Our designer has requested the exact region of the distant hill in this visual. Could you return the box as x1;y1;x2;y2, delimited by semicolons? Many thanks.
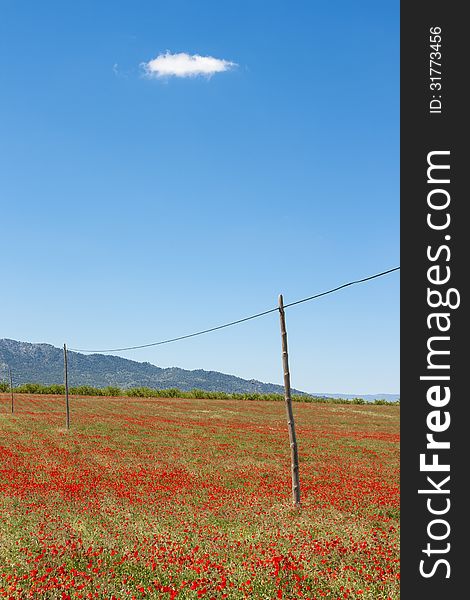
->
0;339;302;395
313;392;400;402
0;339;399;401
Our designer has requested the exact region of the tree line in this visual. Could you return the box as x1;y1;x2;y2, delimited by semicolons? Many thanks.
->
0;382;398;405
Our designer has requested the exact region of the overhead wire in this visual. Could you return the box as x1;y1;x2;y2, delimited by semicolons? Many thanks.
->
70;266;400;354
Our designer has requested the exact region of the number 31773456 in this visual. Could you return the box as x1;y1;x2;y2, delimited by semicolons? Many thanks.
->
429;27;442;114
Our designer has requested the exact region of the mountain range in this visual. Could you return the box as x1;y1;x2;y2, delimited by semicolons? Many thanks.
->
0;339;399;401
0;338;301;395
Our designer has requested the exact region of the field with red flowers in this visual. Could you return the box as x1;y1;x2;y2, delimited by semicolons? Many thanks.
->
0;393;399;600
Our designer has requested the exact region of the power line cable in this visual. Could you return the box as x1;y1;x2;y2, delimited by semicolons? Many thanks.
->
71;306;280;353
70;266;399;354
283;266;399;309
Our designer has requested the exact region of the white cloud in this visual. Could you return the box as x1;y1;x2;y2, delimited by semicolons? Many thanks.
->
142;51;237;79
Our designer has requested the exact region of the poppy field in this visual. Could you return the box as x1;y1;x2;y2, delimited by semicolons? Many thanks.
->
0;393;399;599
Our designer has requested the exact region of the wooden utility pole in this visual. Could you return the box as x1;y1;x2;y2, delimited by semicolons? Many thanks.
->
278;294;301;507
64;344;70;429
9;367;14;414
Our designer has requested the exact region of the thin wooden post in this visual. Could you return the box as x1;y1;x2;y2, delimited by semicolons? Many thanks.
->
64;343;70;429
278;294;301;507
9;367;14;414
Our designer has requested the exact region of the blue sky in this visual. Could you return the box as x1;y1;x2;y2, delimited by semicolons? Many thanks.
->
0;0;399;394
